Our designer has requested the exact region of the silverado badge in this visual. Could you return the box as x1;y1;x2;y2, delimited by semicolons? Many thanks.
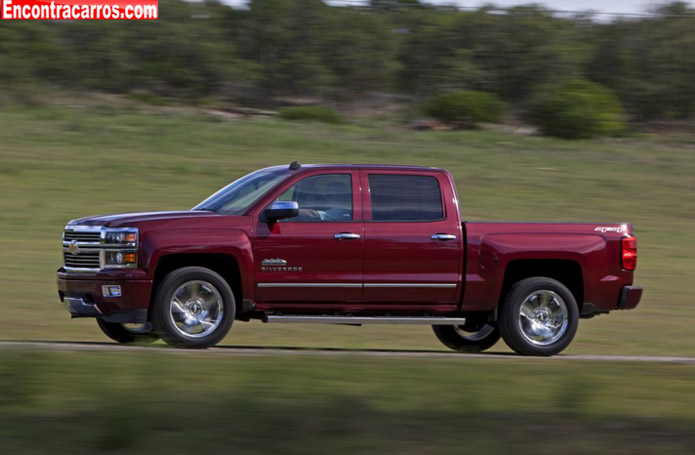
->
261;258;302;272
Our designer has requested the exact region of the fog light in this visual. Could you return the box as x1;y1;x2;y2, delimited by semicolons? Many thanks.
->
102;285;121;297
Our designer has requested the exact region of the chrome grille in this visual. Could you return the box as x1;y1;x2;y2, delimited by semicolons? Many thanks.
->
63;225;104;271
63;251;101;269
62;225;138;272
63;231;102;243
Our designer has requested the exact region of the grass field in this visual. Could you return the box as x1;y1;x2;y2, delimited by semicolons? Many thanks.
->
0;350;693;454
0;103;693;354
1;102;694;453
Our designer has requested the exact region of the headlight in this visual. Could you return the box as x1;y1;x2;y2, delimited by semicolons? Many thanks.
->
104;228;138;246
104;250;138;268
102;228;138;269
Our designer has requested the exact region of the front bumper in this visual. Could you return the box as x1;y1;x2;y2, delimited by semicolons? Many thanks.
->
57;268;152;323
618;285;643;310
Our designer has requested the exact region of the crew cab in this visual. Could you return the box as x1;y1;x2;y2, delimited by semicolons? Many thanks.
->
57;163;642;355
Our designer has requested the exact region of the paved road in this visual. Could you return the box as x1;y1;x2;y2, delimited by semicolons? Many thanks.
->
1;341;694;364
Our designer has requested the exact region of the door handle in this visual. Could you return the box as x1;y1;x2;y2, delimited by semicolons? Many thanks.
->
334;232;361;240
431;233;457;241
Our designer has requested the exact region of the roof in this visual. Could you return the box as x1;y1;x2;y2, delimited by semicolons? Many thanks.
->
263;163;446;172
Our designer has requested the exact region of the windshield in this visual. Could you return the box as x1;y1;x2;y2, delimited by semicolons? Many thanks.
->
193;168;291;215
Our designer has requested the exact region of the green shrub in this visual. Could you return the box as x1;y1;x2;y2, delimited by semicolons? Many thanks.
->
529;79;626;139
278;106;342;124
127;91;169;106
422;91;506;125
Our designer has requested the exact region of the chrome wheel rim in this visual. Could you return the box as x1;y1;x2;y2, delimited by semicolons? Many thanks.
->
169;280;224;338
453;324;495;341
518;290;568;346
122;322;152;334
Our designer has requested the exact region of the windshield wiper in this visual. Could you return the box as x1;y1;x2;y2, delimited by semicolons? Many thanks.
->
194;207;217;212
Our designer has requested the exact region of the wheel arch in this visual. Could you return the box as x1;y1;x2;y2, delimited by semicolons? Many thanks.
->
499;259;584;311
151;253;244;314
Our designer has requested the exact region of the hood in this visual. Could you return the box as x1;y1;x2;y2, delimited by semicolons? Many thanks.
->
67;211;219;227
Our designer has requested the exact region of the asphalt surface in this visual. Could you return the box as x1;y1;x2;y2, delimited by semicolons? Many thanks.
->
1;341;694;364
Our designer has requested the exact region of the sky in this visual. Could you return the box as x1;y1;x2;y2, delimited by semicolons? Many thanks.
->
220;0;695;16
422;0;692;15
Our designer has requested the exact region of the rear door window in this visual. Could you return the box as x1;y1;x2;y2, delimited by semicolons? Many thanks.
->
368;174;443;221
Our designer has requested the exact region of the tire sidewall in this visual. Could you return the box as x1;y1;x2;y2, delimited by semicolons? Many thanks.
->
96;319;159;344
499;277;579;356
432;324;500;353
152;267;235;348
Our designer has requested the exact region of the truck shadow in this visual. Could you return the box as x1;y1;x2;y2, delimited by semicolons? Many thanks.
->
0;339;517;356
216;344;518;356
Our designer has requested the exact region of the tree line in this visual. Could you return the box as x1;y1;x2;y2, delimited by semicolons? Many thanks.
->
1;0;694;122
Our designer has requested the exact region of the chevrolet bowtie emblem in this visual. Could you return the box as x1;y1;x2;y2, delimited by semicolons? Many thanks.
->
68;240;80;254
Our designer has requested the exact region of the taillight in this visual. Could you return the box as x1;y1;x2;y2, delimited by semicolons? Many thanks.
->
621;236;637;271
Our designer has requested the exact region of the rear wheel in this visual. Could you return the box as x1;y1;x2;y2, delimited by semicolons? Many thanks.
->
498;277;578;356
151;267;235;349
433;321;500;353
96;319;159;344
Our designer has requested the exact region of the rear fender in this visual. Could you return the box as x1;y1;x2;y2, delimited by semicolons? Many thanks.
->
464;233;605;310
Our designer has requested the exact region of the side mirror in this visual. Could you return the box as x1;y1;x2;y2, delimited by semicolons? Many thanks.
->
264;201;299;222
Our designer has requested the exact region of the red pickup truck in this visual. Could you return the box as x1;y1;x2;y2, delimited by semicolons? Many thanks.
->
57;163;642;355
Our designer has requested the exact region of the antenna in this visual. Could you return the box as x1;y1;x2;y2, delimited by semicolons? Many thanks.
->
289;161;301;171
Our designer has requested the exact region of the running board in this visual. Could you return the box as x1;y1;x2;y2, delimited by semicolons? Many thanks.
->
263;315;466;325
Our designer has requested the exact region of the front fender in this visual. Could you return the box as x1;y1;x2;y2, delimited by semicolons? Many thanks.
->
140;228;254;301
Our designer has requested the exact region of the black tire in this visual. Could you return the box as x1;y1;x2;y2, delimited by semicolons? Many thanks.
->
96;319;159;344
498;277;579;356
433;322;500;353
151;266;235;349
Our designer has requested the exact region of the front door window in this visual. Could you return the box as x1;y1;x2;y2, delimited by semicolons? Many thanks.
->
278;174;353;222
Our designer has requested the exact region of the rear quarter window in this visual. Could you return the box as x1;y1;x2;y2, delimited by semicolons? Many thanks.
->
368;174;444;221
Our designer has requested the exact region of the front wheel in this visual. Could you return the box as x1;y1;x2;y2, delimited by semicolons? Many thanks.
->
151;267;235;349
498;277;579;356
96;319;159;344
433;322;500;353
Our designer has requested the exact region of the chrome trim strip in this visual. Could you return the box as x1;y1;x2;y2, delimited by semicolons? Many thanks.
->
63;244;134;250
63;296;102;314
257;283;458;288
64;225;103;233
258;283;362;288
270;201;299;210
63;266;101;273
63;243;102;248
265;316;466;325
364;283;457;288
